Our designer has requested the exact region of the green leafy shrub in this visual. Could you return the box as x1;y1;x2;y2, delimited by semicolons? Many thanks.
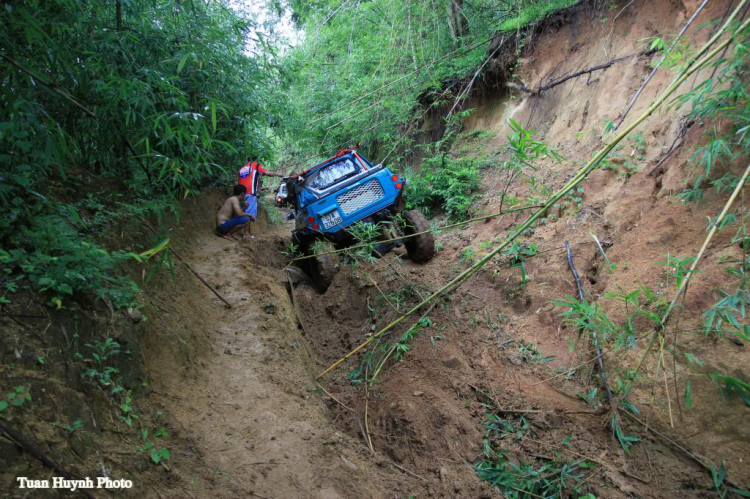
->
0;217;140;308
406;154;482;220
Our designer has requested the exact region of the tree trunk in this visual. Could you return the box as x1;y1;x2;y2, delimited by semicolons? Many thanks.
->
448;0;466;39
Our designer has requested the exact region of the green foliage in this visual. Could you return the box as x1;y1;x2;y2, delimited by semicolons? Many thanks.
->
703;254;750;342
347;221;383;263
281;0;579;164
376;283;424;313
119;393;139;428
658;254;697;290
576;388;600;409
282;241;302;259
0;220;141;309
460;247;477;265
140;427;171;465
709;461;750;498
393;317;433;362
475;413;594;497
53;418;84;435
81;339;123;395
1;0;282;309
516;340;554;363
671;25;750;202
406;149;482;220
601;132;645;178
503;242;539;285
507;118;565;167
0;386;32;418
710;373;750;407
348;310;434;385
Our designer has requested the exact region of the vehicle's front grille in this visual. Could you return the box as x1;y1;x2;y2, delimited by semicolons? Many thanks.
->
337;179;384;215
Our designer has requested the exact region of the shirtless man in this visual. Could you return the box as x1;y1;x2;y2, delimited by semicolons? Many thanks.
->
216;185;251;241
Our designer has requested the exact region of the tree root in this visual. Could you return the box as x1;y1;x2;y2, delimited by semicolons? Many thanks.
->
0;422;96;499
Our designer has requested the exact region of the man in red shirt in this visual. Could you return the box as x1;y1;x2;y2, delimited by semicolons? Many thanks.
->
237;159;284;238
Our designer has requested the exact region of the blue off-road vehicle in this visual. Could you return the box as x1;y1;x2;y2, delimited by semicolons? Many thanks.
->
287;148;435;289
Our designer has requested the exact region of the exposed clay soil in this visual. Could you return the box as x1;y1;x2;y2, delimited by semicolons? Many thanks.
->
3;1;749;498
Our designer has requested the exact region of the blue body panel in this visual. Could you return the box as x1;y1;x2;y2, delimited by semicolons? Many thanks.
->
297;152;403;234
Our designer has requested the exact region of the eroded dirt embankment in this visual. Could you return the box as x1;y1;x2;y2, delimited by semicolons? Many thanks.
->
276;0;749;498
134;191;426;498
142;1;748;497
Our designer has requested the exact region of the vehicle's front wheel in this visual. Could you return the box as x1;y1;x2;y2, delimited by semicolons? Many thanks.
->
401;209;435;263
307;239;340;292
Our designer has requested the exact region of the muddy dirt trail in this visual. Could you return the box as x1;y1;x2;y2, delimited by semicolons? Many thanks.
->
139;193;423;498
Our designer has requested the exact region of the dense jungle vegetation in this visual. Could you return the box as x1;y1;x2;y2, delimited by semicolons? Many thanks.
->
1;0;283;309
1;0;578;311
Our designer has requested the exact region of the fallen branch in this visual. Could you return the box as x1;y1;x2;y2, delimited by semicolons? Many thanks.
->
615;0;709;129
622;411;745;490
510;49;657;96
645;118;693;177
468;384;599;414
565;241;615;408
364;368;375;454
316;10;750;380
0;422;96;499
316;383;358;414
389;460;428;481
141;220;232;308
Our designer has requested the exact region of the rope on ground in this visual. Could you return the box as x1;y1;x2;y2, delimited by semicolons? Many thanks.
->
316;7;750;380
141;220;233;308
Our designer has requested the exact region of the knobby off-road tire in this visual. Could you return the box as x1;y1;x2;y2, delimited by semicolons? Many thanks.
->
402;209;435;263
308;239;339;292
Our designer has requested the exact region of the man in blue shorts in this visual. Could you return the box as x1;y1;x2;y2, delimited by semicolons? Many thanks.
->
215;185;251;241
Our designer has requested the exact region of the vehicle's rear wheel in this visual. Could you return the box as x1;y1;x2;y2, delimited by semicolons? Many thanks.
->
401;209;435;263
307;239;339;292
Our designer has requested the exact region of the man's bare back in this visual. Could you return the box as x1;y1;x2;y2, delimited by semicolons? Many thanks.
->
216;196;244;226
215;186;251;241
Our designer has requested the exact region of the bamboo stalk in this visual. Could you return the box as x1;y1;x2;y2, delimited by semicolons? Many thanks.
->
369;299;440;384
364;369;375;454
316;11;750;380
627;161;750;385
614;0;710;129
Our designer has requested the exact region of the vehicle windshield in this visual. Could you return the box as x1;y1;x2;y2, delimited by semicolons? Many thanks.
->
308;157;359;190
